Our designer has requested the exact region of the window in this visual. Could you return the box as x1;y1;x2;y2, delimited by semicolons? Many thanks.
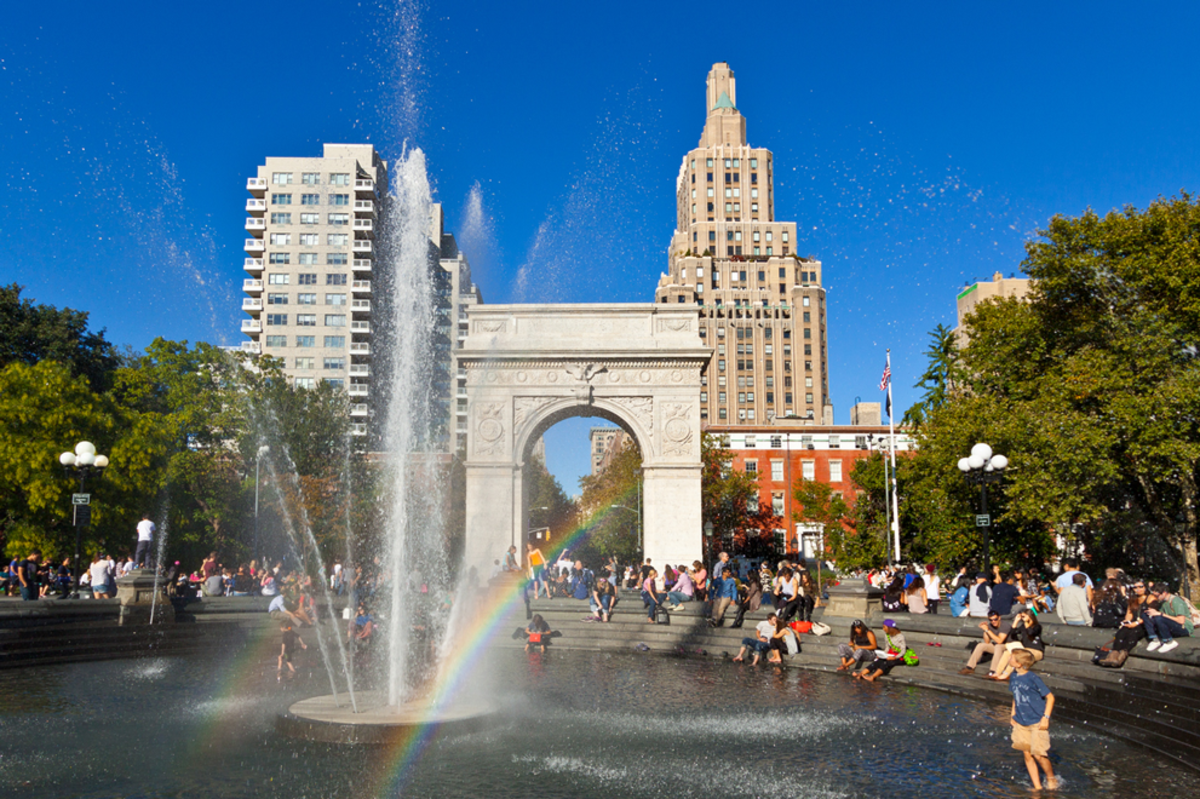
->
295;357;314;369
718;359;725;371
718;343;725;355
802;460;815;481
298;274;317;285
772;494;784;515
829;434;841;449
327;253;347;265
745;460;757;474
803;296;811;307
268;273;289;285
267;293;288;305
299;253;318;265
830;460;843;482
265;335;286;348
269;253;290;264
271;193;292;205
269;233;291;246
301;213;320;225
266;313;287;325
328;213;349;226
330;194;349;205
272;172;293;185
297;293;317;305
323;357;345;370
718;408;727;419
805;377;813;388
324;335;345;348
765;344;773;355
328;234;348;246
329;173;350;186
296;336;315;347
326;293;347;305
325;378;345;388
751;188;759;199
718;391;727;403
700;391;708;403
771;460;784;481
326;273;348;285
803;311;811;323
295;377;315;389
297;233;317;246
786;393;794;404
325;314;346;326
707;187;714;198
302;172;320;185
806;393;814;403
271;213;291;225
738;392;745;403
296;314;316;326
747;493;759;513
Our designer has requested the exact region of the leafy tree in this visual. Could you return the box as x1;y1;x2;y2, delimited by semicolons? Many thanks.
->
791;477;849;564
701;433;761;560
525;452;579;550
575;443;640;562
0;284;121;392
902;324;960;430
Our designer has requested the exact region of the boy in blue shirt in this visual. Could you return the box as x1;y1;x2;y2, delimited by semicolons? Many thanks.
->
1008;649;1057;790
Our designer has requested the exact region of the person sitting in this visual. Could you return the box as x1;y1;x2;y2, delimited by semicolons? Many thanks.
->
1092;579;1127;629
949;580;970;617
837;619;878;672
773;567;801;622
642;568;669;624
594;572;617;622
881;574;906;613
968;573;992;617
733;612;779;666
502;545;519;572
1142;582;1193;653
798;571;818;622
992;608;1046;680
665;564;695;609
902;576;928;614
1056;573;1093;626
523;614;552;653
959;610;1012;677
989;572;1020;617
854;619;908;681
268;592;303;626
766;615;800;663
730;570;763;628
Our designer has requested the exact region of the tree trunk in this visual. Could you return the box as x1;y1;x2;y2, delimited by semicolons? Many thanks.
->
1177;469;1200;601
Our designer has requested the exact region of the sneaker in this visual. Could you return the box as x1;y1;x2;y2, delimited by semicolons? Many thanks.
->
1159;640;1179;653
958;667;975;675
1146;640;1162;651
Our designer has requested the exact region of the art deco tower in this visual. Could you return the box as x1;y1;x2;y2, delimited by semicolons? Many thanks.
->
655;63;830;425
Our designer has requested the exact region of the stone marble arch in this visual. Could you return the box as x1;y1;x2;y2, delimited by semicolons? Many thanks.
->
458;304;711;575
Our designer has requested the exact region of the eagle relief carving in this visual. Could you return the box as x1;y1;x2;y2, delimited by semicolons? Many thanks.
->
565;363;606;404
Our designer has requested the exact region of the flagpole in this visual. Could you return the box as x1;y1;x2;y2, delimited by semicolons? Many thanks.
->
886;349;901;562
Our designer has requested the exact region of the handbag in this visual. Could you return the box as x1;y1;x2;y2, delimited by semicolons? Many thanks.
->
1091;639;1115;665
810;621;832;636
790;621;813;634
1098;648;1128;668
902;648;919;667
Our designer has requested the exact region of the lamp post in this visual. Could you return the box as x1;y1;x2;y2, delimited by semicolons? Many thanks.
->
610;504;642;557
704;519;715;565
59;441;109;598
957;443;1008;575
253;445;270;564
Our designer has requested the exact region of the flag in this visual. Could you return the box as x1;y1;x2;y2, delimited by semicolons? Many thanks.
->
879;363;891;392
886;392;892;419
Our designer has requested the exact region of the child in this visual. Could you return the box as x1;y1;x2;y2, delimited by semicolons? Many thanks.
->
278;623;307;682
1008;648;1057;790
524;614;551;653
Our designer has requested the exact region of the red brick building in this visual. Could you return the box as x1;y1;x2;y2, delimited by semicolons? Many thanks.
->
705;423;914;556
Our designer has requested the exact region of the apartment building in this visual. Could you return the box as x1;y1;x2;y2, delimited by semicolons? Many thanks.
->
655;63;831;426
954;271;1032;347
589;427;630;475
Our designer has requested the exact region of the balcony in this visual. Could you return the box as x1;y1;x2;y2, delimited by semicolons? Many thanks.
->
244;258;263;273
352;259;372;273
350;423;368;436
247;177;267;193
240;341;261;354
352;299;371;312
350;404;369;417
354;199;375;214
246;198;266;213
349;364;370;376
351;321;370;333
241;320;262;333
243;278;263;293
354;179;375;193
245;218;265;231
242;298;263;312
349;342;371;355
352;280;371;294
244;238;265;253
353;219;374;234
352;240;373;253
349;385;369;398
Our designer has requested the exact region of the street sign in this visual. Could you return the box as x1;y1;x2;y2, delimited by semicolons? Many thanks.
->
975;514;990;527
73;505;92;526
72;494;91;505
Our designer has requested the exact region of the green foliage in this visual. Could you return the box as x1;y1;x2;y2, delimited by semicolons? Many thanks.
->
701;433;762;556
0;284;121;392
526;452;579;550
576;442;640;561
902;324;960;430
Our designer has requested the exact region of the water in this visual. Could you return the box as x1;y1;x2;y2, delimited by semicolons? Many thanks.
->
0;649;1193;798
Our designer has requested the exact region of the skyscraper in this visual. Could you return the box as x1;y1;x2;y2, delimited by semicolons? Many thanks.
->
240;143;481;448
655;63;831;426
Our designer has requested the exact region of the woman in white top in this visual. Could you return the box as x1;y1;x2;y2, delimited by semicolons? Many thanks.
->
773;567;800;623
903;576;929;614
924;564;942;614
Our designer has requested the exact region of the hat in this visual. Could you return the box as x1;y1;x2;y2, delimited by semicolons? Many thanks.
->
926;564;935;573
882;619;897;628
976;572;988;579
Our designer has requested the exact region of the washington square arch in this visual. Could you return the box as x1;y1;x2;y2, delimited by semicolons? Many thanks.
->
458;304;709;573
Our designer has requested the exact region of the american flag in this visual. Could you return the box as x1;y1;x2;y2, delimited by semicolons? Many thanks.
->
879;362;891;392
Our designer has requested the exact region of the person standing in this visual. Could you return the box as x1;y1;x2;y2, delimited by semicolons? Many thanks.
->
924;565;942;614
708;567;739;627
135;514;155;569
17;550;41;601
1007;649;1057;790
89;554;111;599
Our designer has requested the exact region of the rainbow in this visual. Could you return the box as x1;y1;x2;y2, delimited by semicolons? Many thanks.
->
368;495;638;793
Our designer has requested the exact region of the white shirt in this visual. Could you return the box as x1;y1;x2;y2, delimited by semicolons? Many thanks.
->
925;573;941;600
755;620;775;640
137;519;155;541
90;562;109;586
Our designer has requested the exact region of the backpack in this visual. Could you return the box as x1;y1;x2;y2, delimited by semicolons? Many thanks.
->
790;620;813;634
1179;594;1200;626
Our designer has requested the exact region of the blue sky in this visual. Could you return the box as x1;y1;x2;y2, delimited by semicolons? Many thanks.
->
4;2;1199;493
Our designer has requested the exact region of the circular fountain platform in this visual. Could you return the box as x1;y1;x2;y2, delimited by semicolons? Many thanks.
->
277;691;496;744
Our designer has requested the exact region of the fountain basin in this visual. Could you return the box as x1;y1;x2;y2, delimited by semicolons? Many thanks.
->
278;690;496;744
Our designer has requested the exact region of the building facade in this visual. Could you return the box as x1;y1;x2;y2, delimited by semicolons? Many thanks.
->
954;271;1032;347
706;421;914;557
655;63;831;426
240;143;481;449
589;427;629;475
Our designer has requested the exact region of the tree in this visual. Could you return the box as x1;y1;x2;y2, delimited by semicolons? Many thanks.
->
0;284;121;392
902;324;960;430
791;477;849;565
701;433;762;559
576;442;640;562
526;453;579;553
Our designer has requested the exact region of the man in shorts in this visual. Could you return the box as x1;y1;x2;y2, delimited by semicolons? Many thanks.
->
1008;648;1057;790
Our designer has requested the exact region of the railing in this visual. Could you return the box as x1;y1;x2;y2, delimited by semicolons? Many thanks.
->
245;218;265;230
354;199;374;212
246;177;267;190
240;320;262;332
243;279;263;291
353;219;373;231
350;424;368;436
349;343;370;354
240;342;261;353
350;404;369;416
352;240;373;252
244;239;265;251
244;258;263;270
241;299;263;310
349;365;369;376
355;179;375;191
349;386;369;397
246;198;266;211
351;321;370;332
352;280;371;292
352;259;372;270
352;299;371;311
